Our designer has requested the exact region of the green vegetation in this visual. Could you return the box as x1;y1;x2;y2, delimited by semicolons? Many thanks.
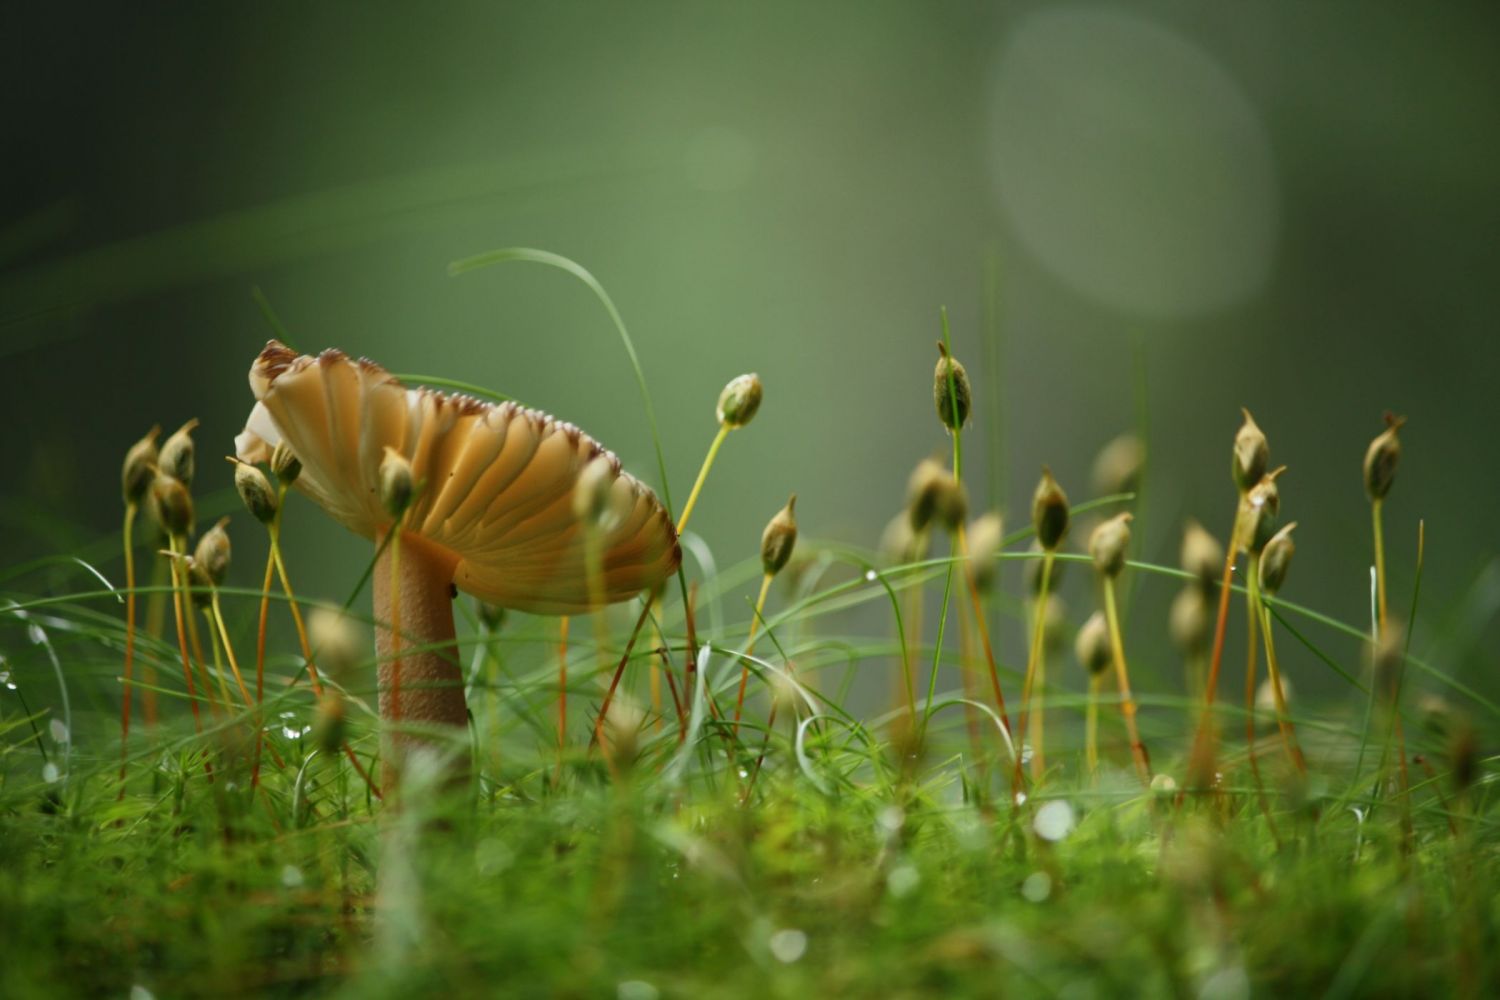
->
0;261;1494;999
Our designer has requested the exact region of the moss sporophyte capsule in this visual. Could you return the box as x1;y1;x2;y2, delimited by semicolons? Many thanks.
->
121;426;161;506
1032;467;1070;552
933;341;971;432
716;373;763;428
761;495;798;577
1363;413;1405;501
1232;408;1269;494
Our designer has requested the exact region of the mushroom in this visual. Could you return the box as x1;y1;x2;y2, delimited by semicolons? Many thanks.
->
235;341;681;787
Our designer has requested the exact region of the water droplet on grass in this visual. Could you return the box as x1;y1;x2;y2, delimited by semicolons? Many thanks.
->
1021;870;1052;902
769;928;808;963
1200;963;1250;1000
280;865;304;888
864;570;878;582
1033;800;1076;842
42;762;60;784
617;981;660;1000
887;864;920;898
49;719;68;744
876;805;905;834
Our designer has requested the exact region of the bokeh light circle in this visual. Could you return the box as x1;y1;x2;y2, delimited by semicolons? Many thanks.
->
988;7;1278;319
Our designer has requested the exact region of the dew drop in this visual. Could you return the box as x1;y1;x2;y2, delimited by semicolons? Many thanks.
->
769;928;808;964
1033;800;1076;842
887;864;920;898
617;981;660;1000
1021;870;1052;902
876;805;905;834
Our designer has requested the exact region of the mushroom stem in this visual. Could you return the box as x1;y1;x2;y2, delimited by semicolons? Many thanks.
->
374;531;469;790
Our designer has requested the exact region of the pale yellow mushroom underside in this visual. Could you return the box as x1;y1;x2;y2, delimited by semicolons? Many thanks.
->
236;341;681;614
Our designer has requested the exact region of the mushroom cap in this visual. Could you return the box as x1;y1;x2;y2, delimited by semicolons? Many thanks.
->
236;341;681;614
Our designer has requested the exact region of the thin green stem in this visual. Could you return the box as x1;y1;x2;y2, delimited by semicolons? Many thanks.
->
1085;673;1101;781
182;568;220;720
556;615;569;786
1184;504;1244;796
1257;597;1306;774
166;535;204;734
955;523;1011;741
1244;555;1279;840
388;528;403;729
1018;553;1054;783
918;555;958;748
955;585;986;767
1102;578;1151;785
118;502;138;796
270;525;324;695
1373;499;1388;632
592;600;657;754
677;424;730;536
898;549;923;723
203;606;233;710
733;572;774;738
210;591;255;711
250;536;276;790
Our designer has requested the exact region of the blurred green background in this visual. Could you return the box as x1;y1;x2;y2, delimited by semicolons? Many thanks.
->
3;1;1497;703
